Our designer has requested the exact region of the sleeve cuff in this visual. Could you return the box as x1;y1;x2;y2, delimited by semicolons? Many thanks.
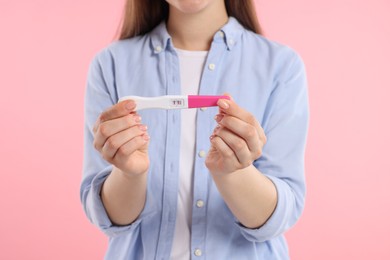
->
235;175;296;242
84;166;143;237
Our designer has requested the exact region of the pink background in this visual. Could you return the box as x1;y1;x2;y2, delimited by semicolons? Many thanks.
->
1;0;389;259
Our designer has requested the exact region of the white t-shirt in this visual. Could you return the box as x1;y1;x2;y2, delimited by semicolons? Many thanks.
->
170;48;208;260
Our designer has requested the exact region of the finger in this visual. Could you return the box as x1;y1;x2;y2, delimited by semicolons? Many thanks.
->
214;126;252;166
222;92;234;101
215;114;263;154
217;92;233;114
93;100;136;134
101;124;148;160
114;134;150;162
94;113;141;151
99;100;136;123
210;135;240;167
216;97;267;145
217;98;257;127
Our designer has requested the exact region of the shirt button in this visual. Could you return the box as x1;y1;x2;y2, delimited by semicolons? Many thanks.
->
229;39;235;46
194;249;202;257
196;200;204;208
200;107;207;111
154;45;162;53
198;150;206;158
208;63;216;71
218;31;224;38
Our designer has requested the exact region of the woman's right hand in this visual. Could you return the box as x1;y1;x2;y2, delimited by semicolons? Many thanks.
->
93;100;150;176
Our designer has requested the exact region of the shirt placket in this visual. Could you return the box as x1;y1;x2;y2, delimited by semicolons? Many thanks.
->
190;39;227;259
155;43;182;260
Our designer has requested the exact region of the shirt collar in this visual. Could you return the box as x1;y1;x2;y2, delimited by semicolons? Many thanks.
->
150;16;244;54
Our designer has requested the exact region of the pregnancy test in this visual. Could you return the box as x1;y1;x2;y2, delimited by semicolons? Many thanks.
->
118;95;230;111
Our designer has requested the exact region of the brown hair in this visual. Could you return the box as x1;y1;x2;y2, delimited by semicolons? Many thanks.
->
118;0;262;40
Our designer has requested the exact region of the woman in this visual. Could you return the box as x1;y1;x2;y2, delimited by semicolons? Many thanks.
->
81;0;309;259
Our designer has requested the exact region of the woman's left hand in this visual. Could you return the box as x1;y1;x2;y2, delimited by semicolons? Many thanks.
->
205;97;267;176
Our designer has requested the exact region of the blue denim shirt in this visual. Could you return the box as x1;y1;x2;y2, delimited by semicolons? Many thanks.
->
81;17;309;260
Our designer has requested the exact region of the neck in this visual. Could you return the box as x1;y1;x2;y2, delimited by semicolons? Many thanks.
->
167;2;228;51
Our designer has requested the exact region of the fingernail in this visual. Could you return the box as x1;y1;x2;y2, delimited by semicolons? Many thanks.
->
143;133;150;141
214;114;223;123
125;101;136;111
213;126;220;135
134;115;142;123
218;100;229;109
139;124;147;131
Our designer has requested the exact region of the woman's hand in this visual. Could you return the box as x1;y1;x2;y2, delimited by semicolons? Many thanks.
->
205;97;267;176
93;100;150;176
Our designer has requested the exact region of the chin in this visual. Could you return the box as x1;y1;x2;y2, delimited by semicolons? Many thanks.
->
167;0;212;14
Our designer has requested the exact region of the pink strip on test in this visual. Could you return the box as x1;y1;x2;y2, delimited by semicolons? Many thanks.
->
188;95;230;108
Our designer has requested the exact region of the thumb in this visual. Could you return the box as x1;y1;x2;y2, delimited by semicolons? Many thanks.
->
222;92;234;101
218;92;234;113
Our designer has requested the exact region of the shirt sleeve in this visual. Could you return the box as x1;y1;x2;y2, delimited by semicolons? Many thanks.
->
236;50;309;242
80;49;142;237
